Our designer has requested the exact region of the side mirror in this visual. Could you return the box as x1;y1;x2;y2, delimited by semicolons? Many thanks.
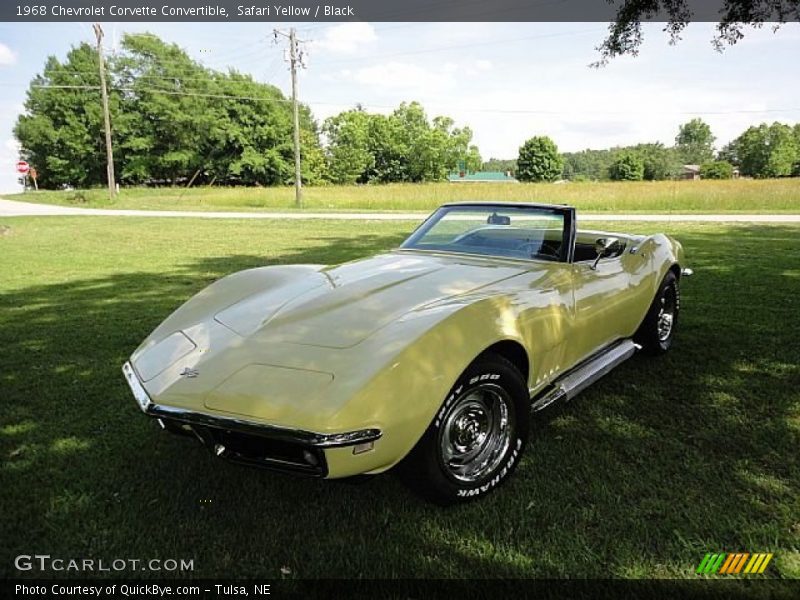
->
591;237;620;270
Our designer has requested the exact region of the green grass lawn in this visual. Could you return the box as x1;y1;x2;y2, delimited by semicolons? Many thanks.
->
0;217;798;580
9;177;800;213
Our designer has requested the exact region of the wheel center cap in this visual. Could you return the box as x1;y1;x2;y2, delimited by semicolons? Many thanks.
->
454;411;488;449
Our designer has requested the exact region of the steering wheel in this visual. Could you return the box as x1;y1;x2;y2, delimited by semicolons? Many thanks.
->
515;241;560;260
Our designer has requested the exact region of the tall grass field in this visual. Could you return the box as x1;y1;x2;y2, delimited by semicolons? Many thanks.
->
10;178;800;213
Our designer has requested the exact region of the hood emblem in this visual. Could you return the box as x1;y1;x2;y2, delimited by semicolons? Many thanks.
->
179;367;199;378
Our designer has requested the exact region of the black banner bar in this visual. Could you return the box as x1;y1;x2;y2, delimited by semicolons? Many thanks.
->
2;0;800;23
5;579;800;600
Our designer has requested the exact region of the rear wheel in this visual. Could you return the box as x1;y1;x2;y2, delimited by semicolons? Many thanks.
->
398;353;529;505
635;270;680;355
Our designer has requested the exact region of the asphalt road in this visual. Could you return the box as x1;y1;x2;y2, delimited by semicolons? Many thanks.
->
1;197;800;222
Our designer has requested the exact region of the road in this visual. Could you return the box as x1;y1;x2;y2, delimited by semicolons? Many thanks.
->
1;197;799;222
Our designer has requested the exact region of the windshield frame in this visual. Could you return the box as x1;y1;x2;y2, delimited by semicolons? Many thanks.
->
400;202;576;263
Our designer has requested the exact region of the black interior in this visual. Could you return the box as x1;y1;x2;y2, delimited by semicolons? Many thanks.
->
573;238;627;263
448;227;563;261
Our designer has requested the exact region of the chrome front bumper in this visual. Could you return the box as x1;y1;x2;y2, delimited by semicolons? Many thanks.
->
122;361;382;476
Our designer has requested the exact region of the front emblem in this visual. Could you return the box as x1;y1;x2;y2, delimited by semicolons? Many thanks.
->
179;367;199;378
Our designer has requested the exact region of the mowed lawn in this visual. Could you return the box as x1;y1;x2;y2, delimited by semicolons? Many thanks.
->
11;177;800;213
0;217;798;580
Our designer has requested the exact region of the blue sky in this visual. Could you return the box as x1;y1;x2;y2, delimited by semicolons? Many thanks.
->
1;21;799;192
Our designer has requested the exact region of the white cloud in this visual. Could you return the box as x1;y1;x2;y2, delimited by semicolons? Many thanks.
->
0;43;17;66
312;23;377;55
342;61;457;95
475;59;492;71
3;138;19;155
0;137;23;194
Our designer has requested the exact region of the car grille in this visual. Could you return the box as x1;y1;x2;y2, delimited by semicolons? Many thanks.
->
164;420;328;477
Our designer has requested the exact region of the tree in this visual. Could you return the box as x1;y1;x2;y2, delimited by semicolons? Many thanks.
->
482;158;517;174
562;148;614;181
609;151;645;181
633;143;681;180
734;122;799;178
700;160;735;179
14;43;112;188
676;118;716;165
322;109;374;184
115;33;325;187
15;32;327;189
717;140;740;166
594;1;800;65
323;101;481;184
516;136;564;182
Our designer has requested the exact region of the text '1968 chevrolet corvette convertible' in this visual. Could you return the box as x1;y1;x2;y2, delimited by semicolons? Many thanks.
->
123;202;691;504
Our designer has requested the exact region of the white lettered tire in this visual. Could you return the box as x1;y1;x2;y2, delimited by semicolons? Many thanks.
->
398;353;530;505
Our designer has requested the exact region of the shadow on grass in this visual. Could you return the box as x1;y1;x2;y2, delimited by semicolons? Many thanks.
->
1;226;798;580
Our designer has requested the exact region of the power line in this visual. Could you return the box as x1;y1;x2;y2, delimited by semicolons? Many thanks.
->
42;69;280;87
312;27;606;66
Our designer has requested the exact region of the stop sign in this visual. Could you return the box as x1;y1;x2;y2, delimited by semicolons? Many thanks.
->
16;160;29;175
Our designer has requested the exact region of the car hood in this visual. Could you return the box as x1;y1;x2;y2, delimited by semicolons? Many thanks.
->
213;251;527;348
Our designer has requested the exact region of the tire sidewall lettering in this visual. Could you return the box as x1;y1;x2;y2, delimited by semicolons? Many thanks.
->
455;436;522;498
434;372;501;427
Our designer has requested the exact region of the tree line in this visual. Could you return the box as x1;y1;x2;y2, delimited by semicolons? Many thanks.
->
14;33;481;190
14;33;800;189
507;118;800;183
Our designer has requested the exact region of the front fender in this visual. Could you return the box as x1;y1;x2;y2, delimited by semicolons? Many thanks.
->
324;296;528;477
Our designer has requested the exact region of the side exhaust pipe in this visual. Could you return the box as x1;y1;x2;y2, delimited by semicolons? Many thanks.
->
531;339;638;412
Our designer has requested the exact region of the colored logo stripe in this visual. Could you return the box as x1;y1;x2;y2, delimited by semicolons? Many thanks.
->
696;553;726;574
697;553;773;575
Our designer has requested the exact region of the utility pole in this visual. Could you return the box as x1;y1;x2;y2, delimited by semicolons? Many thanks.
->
274;28;306;208
93;22;116;200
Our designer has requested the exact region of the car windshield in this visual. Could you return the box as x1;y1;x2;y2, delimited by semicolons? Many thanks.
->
401;205;567;262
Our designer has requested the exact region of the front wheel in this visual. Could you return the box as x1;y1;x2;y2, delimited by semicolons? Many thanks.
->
635;270;680;355
398;354;529;505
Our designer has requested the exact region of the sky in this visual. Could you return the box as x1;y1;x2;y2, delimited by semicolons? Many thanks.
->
0;20;799;192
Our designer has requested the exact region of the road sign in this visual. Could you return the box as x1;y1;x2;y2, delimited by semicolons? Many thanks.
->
16;160;29;174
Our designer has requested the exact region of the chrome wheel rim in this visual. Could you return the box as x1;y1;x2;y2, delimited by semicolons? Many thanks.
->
439;383;512;483
657;285;677;342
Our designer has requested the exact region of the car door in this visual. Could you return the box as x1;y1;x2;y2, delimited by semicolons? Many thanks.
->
569;244;654;366
514;261;576;393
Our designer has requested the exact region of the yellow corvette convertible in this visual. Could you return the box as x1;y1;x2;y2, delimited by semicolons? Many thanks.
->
123;202;690;504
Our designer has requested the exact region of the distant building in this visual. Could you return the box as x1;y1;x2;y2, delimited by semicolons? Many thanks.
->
448;170;517;183
682;164;740;180
682;165;701;180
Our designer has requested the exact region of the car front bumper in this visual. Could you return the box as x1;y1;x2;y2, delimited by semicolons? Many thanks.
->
122;362;382;478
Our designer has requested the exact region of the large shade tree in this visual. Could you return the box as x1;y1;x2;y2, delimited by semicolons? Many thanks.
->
732;122;800;177
322;101;481;184
14;44;113;189
15;32;326;188
595;0;800;65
